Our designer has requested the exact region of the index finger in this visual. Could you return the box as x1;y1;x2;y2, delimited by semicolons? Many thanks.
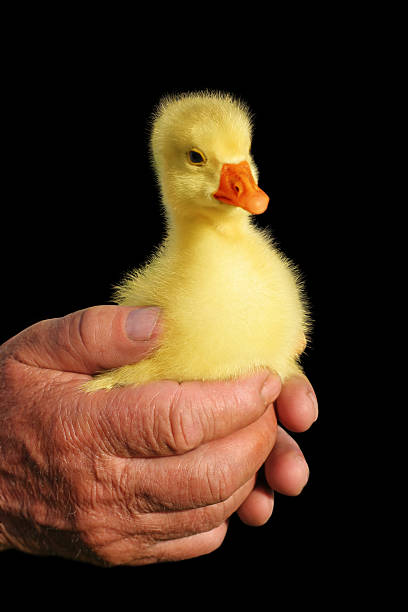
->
88;370;281;458
275;374;318;432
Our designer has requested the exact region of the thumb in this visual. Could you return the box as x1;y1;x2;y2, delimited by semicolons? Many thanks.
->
3;305;162;374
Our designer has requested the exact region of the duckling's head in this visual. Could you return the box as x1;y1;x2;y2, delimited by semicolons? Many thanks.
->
150;91;269;223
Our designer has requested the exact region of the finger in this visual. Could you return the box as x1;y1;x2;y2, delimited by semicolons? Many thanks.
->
99;477;255;548
143;479;255;542
276;375;318;432
128;522;229;566
236;480;274;526
78;478;254;566
121;404;277;511
86;521;229;567
264;426;310;495
89;369;281;458
5;305;162;374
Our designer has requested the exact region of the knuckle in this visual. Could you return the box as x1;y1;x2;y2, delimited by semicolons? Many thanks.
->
71;466;159;567
147;385;205;456
68;308;96;356
209;466;234;504
70;484;123;565
191;502;231;536
63;306;109;370
0;354;23;392
0;350;40;400
73;519;121;567
165;386;202;454
197;459;235;506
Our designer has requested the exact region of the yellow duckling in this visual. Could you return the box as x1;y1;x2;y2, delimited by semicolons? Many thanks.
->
85;91;310;391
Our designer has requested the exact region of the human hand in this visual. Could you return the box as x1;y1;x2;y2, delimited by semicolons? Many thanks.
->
0;306;281;565
237;375;318;526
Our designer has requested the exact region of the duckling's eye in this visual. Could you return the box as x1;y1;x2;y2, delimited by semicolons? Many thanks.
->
188;148;207;166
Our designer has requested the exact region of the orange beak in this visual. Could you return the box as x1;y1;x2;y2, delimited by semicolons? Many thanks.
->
213;161;269;215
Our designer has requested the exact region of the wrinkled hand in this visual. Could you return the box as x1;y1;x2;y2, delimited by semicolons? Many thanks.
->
237;375;318;525
0;306;317;565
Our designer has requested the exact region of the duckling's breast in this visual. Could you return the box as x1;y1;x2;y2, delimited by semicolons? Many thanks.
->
121;230;307;382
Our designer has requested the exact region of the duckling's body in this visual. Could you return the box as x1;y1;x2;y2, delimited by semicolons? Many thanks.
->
85;92;309;391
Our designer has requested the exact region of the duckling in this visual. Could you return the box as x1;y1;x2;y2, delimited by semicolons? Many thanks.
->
85;91;310;391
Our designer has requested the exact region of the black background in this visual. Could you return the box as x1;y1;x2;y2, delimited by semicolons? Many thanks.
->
0;29;379;604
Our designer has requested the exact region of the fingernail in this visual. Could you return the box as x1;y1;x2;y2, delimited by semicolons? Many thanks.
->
260;372;281;406
125;307;161;341
307;389;319;422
